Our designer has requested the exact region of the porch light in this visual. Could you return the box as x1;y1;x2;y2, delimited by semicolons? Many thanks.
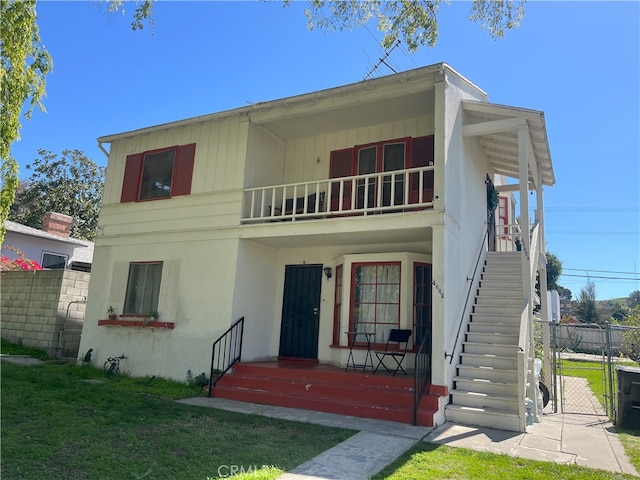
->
323;267;332;279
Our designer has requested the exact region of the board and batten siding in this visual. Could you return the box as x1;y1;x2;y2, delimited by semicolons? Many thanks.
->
281;116;435;185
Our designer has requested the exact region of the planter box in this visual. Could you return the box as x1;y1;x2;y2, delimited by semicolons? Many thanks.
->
97;319;175;329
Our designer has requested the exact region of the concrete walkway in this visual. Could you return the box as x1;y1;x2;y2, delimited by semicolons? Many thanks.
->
179;393;637;479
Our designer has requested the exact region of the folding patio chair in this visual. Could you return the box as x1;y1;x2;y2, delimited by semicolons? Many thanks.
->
373;329;412;376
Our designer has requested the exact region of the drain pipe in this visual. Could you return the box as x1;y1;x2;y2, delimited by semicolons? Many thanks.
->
97;141;109;159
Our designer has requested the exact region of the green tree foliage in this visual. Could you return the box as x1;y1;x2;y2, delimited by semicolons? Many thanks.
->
294;0;526;52
621;306;640;364
628;290;640;309
556;285;572;302
574;279;601;324
9;149;105;241
0;0;53;244
545;252;562;291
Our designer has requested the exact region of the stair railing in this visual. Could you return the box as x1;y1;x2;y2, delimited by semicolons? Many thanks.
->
445;228;488;364
413;332;432;425
207;316;245;397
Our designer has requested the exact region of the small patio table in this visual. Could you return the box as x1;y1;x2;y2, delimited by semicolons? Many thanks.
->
345;331;374;373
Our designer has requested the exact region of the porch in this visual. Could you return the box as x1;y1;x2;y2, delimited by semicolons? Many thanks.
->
210;360;445;426
240;165;435;224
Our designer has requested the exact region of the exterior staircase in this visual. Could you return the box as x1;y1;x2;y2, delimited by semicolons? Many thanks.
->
211;361;441;426
445;251;525;431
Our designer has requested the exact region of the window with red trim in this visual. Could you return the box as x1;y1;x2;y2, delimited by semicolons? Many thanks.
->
350;262;401;345
328;136;433;211
498;196;509;236
121;143;196;203
413;262;432;347
332;265;343;345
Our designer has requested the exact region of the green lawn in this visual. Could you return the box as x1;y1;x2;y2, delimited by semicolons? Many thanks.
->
2;341;639;479
0;340;354;480
373;443;638;480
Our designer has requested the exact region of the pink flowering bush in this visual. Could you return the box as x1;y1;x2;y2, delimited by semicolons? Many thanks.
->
1;246;44;271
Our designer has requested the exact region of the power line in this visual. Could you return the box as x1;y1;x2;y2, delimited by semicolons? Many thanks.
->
560;274;640;281
564;268;639;275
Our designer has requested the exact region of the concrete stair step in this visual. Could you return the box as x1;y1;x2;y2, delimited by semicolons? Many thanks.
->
467;322;520;334
453;376;518;397
463;341;518;356
456;364;518;383
474;296;522;307
450;389;519;412
445;404;522;431
465;332;519;345
469;313;521;324
460;353;518;370
473;304;522;315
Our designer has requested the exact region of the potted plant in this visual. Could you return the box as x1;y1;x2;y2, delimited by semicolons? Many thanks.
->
148;310;158;322
107;306;117;321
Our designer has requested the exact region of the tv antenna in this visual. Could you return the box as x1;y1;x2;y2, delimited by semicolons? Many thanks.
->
363;40;401;80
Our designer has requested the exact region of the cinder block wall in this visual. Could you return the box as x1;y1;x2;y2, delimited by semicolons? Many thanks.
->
1;270;90;357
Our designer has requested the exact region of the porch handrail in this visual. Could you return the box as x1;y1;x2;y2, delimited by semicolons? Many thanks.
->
241;165;435;222
445;226;488;364
413;332;432;425
207;316;245;397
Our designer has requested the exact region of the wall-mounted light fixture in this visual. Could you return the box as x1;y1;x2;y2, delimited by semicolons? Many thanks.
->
323;267;332;279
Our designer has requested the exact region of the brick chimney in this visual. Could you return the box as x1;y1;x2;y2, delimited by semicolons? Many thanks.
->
42;212;75;238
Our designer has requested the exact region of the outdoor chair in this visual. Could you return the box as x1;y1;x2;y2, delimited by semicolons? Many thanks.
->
373;329;412;376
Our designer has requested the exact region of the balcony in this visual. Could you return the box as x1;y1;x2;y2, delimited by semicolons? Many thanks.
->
241;166;435;224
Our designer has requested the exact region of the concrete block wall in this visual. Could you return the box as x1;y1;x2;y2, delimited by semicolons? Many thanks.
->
1;270;90;357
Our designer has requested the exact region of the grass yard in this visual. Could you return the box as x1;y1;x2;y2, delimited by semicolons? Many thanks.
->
372;443;638;480
0;340;354;480
2;341;639;480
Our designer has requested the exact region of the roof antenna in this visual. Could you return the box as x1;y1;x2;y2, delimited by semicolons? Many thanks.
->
363;40;401;80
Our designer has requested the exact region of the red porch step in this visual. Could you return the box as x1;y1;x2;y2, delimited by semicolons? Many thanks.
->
211;361;439;426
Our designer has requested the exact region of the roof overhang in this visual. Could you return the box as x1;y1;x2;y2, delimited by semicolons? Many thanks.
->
462;100;555;187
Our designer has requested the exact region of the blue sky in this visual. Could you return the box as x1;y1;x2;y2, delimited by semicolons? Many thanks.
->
11;1;640;300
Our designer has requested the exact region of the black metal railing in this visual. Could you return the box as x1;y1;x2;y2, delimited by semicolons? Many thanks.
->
207;316;245;397
444;229;487;364
413;332;432;425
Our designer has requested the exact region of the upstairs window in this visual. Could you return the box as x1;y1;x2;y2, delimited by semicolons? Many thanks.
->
123;262;162;315
121;143;196;203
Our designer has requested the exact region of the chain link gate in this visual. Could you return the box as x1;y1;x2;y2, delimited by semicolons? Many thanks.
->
549;322;633;422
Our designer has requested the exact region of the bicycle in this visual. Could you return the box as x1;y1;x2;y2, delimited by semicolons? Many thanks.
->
104;354;127;378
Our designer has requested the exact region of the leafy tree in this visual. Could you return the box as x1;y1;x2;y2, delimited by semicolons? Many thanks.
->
574;279;600;324
0;0;53;245
115;0;526;52
628;290;640;309
621;306;640;364
294;0;526;52
9;149;105;241
556;285;572;302
545;252;562;291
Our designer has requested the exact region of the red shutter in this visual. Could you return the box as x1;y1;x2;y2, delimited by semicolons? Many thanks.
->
329;148;354;211
172;143;196;197
121;153;143;203
410;136;434;203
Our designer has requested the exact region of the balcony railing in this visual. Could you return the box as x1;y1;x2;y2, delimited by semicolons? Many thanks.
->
241;166;435;223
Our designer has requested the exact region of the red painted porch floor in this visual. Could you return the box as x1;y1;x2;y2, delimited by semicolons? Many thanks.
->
210;360;440;426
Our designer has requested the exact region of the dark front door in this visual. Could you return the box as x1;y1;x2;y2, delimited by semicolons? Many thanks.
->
279;264;322;359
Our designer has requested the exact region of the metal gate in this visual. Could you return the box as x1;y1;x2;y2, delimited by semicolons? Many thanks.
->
56;299;87;359
550;322;630;421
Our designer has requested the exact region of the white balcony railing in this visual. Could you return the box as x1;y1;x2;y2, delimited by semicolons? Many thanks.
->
241;166;435;223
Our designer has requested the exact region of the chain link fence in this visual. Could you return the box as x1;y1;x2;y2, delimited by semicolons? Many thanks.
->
544;322;639;422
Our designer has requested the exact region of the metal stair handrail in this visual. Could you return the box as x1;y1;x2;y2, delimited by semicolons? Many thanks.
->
413;332;432;425
445;227;488;364
207;316;245;397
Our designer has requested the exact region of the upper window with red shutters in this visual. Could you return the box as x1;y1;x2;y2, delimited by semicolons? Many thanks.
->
121;143;196;203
